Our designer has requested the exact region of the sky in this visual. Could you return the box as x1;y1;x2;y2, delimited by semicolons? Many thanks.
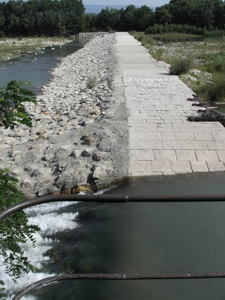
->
83;0;170;6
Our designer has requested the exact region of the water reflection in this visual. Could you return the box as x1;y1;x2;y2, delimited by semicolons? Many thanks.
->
0;40;83;94
29;172;225;300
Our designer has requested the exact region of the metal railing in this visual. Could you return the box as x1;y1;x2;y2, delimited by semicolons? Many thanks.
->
1;194;225;299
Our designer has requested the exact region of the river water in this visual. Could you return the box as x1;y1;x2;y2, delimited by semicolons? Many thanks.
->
0;39;83;93
1;38;225;299
17;172;225;300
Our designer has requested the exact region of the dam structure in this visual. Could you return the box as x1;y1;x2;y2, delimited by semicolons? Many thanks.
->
115;32;225;176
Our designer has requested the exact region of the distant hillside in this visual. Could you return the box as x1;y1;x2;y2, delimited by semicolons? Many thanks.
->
85;4;156;14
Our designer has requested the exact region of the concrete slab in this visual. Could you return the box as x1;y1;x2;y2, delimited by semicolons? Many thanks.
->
114;32;225;176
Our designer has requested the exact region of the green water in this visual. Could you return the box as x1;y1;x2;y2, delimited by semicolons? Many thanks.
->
30;172;225;300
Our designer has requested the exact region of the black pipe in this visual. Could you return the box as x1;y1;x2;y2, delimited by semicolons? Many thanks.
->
12;272;225;300
1;194;225;221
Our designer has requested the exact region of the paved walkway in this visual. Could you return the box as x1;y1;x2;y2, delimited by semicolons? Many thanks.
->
115;32;225;176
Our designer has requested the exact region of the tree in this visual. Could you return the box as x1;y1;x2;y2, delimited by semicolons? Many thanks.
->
96;7;120;31
0;81;36;129
134;5;154;31
154;4;172;25
0;81;39;298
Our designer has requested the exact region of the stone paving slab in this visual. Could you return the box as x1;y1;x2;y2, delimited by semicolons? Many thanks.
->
115;32;225;176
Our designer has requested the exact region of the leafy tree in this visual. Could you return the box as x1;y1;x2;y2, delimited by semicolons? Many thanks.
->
96;7;120;31
134;5;154;31
154;4;172;25
0;81;39;297
0;81;37;129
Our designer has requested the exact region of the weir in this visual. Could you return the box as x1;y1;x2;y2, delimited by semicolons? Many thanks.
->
1;194;225;299
115;32;225;176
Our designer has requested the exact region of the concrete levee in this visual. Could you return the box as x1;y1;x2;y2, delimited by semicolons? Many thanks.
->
115;32;225;176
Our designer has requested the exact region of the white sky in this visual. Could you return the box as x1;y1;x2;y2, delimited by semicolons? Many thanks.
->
83;1;170;6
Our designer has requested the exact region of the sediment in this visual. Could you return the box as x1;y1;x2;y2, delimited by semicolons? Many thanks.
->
0;33;129;198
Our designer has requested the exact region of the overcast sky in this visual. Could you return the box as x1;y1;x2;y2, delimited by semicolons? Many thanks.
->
83;0;170;6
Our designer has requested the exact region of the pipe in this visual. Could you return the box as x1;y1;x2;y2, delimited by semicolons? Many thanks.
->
1;194;225;221
12;272;225;300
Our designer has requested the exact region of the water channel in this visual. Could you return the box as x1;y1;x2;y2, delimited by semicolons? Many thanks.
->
0;39;84;93
1;37;225;299
23;172;225;300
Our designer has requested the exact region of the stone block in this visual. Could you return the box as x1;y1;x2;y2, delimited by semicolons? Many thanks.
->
175;132;195;141
130;150;154;160
129;160;151;172
176;150;197;161
190;161;209;172
154;150;177;161
180;141;207;150
207;162;225;172
171;161;192;173
194;132;213;141
151;160;172;172
206;141;225;150
163;141;181;150
195;150;219;162
216;150;225;162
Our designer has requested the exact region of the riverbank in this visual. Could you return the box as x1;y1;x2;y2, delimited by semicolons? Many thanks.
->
0;36;76;63
0;32;129;198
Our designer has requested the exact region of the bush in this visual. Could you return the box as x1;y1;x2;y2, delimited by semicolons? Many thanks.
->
169;56;193;75
86;76;97;89
195;77;225;102
145;23;205;35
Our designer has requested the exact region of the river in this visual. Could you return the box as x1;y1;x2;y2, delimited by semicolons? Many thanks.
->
0;39;83;93
1;37;225;300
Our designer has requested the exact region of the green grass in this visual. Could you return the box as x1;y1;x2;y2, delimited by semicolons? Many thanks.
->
170;56;193;75
86;76;97;89
194;76;225;102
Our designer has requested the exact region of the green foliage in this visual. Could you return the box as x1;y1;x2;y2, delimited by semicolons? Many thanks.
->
146;23;205;35
0;0;85;36
194;76;225;102
0;169;40;282
0;280;6;299
0;81;39;294
92;5;154;31
0;80;36;129
151;48;165;61
0;0;225;36
86;76;97;89
196;52;225;73
169;56;193;75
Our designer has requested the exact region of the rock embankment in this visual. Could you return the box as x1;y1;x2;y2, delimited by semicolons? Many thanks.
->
0;33;129;198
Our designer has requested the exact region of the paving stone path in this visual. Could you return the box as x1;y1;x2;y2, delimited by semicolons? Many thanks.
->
115;32;225;176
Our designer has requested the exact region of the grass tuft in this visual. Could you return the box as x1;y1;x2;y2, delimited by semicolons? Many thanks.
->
86;76;97;89
169;56;193;75
194;76;225;102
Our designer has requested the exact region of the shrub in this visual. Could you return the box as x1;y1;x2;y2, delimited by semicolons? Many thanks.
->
86;76;97;89
195;77;225;102
169;56;193;75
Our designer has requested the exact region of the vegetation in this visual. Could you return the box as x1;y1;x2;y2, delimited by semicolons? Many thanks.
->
169;56;193;75
145;24;205;35
86;76;97;89
0;81;37;129
0;0;85;36
0;0;225;36
0;81;39;296
195;76;225;102
131;31;225;103
87;0;225;33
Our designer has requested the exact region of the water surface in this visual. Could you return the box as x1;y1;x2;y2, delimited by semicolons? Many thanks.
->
0;39;83;93
27;172;225;300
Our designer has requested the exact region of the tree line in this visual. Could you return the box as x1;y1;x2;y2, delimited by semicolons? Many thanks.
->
0;0;225;37
0;0;85;36
88;0;225;33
